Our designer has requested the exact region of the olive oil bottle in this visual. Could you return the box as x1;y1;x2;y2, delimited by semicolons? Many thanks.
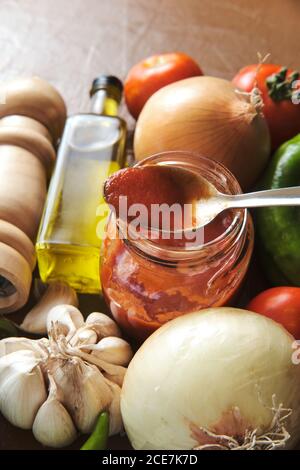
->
36;76;126;293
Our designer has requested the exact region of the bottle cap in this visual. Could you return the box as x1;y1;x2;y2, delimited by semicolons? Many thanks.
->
90;75;123;102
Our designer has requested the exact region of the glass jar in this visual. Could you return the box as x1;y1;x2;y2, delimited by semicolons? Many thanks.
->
101;152;254;340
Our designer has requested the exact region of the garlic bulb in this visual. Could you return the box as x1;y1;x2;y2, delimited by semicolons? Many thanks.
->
0;306;132;448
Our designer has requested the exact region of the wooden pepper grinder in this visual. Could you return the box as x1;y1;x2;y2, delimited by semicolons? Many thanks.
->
0;77;66;313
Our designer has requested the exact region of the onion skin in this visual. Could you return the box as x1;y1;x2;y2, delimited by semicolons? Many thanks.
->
134;77;271;190
121;308;300;450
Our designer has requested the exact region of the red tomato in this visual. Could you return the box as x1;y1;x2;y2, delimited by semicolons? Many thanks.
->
247;287;300;338
124;52;203;119
233;64;300;149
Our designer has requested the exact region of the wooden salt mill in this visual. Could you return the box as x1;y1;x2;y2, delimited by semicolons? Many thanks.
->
0;77;66;313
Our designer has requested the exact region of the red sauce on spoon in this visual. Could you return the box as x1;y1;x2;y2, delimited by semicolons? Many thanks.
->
104;165;225;245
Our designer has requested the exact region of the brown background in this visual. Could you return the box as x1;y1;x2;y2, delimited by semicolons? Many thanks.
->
0;0;298;450
2;0;300;115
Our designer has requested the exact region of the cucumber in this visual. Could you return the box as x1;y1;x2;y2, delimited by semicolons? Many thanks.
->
256;134;300;286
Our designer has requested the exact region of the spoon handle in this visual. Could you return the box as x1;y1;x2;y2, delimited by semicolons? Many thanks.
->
226;186;300;209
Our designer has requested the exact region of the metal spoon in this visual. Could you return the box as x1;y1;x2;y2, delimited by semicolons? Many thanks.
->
193;182;300;230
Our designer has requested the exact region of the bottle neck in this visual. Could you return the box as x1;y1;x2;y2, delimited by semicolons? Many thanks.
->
90;89;119;116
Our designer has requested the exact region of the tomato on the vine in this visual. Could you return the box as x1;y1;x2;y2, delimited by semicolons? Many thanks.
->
233;64;300;149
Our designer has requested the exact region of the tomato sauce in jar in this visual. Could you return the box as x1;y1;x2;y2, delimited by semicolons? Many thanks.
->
101;152;254;340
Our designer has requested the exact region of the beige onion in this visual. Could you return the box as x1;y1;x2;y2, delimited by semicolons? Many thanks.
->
134;77;271;190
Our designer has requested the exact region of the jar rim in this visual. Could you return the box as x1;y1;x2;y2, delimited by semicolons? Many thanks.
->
116;151;248;263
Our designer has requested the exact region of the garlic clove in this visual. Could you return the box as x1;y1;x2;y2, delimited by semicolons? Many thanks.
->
85;312;121;340
47;305;84;340
33;376;77;448
69;326;98;348
72;347;127;387
103;369;126;388
89;337;133;366
33;396;77;448
0;348;40;383
0;350;47;429
0;336;49;359
52;358;112;434
104;378;123;436
20;282;78;335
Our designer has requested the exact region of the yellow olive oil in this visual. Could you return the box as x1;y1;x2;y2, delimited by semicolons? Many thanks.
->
36;76;126;293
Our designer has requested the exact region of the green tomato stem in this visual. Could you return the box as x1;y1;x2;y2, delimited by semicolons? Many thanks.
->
266;66;300;102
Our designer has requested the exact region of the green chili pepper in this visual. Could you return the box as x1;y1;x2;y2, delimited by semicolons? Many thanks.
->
81;411;109;450
0;316;19;339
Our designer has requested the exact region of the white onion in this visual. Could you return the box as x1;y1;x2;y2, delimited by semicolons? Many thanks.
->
121;308;300;450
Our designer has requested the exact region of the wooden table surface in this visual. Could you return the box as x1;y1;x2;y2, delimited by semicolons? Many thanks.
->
0;0;299;450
